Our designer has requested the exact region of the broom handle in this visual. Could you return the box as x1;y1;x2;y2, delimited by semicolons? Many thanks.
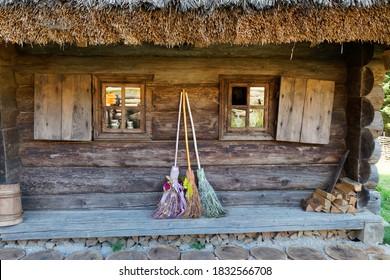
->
182;90;191;170
174;91;183;167
185;93;201;170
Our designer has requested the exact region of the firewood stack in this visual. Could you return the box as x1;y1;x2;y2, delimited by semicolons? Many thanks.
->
301;177;362;213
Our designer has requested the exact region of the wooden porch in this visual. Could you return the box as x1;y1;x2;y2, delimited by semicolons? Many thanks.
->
0;206;384;241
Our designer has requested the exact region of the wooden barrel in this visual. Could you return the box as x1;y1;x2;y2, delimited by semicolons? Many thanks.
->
0;183;23;226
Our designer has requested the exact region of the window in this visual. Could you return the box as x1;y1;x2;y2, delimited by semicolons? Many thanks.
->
219;75;279;140
93;74;153;140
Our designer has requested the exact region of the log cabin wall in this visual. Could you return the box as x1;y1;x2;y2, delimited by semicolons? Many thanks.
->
344;43;386;214
14;43;349;210
0;45;21;184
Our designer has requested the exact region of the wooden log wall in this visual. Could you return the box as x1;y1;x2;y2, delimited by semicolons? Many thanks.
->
344;43;386;209
0;45;20;183
14;44;349;210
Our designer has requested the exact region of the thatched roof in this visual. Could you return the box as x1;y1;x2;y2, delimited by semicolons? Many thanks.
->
0;0;389;46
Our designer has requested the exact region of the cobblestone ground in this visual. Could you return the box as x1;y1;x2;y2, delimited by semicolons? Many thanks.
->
1;230;390;260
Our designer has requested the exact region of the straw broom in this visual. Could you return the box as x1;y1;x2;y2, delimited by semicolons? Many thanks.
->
181;89;202;218
185;93;227;218
152;92;186;219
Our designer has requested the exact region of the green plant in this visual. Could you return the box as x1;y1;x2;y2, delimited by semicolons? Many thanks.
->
380;72;390;136
377;175;390;245
111;240;125;252
190;241;205;250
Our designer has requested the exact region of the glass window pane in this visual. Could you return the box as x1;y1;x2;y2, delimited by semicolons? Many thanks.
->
105;109;122;129
105;87;121;106
232;87;247;105
249;108;264;128
250;87;265;105
125;87;141;107
126;110;141;129
231;109;246;128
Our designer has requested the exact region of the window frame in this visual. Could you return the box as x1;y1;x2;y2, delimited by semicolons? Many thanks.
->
93;74;153;140
219;75;279;141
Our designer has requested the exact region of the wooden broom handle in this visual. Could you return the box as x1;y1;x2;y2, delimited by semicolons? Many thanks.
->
174;91;182;167
182;89;191;170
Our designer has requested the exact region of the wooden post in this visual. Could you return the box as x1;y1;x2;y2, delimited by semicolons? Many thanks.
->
0;43;20;183
344;43;384;208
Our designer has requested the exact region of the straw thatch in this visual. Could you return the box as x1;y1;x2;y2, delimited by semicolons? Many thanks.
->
0;1;389;46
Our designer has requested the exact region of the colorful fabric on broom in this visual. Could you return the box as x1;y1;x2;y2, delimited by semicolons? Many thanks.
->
170;166;186;215
152;176;182;219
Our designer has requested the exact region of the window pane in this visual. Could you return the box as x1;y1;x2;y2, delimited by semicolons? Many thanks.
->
126;110;141;129
249;108;264;128
231;109;246;128
125;87;141;107
232;87;247;105
250;87;265;105
105;87;121;106
105;109;122;129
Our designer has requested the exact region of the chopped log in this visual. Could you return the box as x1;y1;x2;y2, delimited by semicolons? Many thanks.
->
330;206;342;213
312;193;332;209
339;177;362;192
347;205;357;213
334;199;349;206
335;183;357;196
349;196;357;206
314;189;336;202
331;202;350;213
332;189;350;201
301;198;323;212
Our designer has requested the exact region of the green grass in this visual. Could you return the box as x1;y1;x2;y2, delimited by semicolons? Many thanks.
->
111;240;125;252
376;173;390;244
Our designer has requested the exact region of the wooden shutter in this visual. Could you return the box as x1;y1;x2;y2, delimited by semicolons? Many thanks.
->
276;77;335;144
34;74;62;140
34;74;92;141
61;75;92;141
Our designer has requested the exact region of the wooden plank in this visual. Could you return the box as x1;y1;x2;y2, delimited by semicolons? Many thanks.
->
22;190;314;210
276;77;306;142
312;193;331;209
61;75;92;141
15;56;347;85
300;79;335;144
335;183;357;196
0;207;382;241
314;189;336;202
20;165;338;195
19;139;346;167
34;74;62;140
340;177;362;192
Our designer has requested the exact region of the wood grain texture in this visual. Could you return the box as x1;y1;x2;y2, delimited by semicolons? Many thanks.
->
276;77;306;142
300;79;335;144
0;207;382;241
15;57;347;85
61;75;92;141
34;74;62;140
21;190;315;210
20;164;338;195
19;139;346;168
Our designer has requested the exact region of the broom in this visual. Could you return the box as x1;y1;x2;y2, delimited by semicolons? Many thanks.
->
181;89;202;218
152;92;186;219
185;92;227;218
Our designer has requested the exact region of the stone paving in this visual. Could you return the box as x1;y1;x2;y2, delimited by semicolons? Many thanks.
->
1;230;390;260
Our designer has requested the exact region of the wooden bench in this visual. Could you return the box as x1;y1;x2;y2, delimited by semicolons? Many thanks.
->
0;206;384;242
